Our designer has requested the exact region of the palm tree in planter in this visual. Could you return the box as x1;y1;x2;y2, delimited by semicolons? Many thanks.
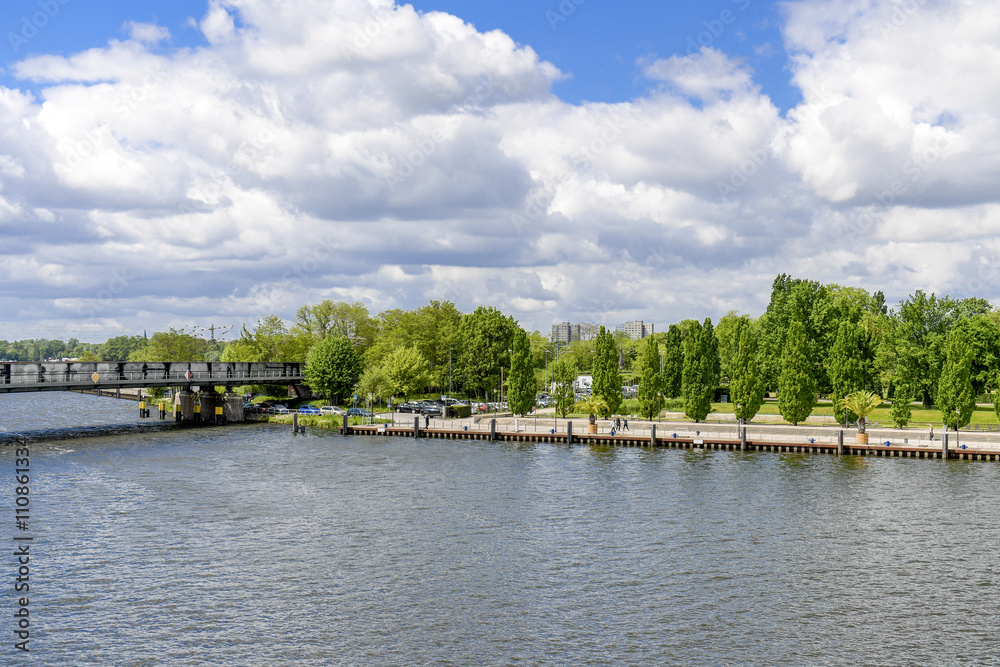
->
840;390;883;444
580;395;609;434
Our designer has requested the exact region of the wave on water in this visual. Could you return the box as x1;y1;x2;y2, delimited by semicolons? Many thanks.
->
0;421;188;446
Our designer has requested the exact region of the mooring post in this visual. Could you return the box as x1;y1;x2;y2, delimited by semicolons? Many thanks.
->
139;389;146;419
293;413;299;435
414;415;421;438
566;420;573;445
741;425;747;451
490;418;496;441
159;403;166;420
837;429;844;455
342;414;349;434
942;432;949;460
650;424;657;448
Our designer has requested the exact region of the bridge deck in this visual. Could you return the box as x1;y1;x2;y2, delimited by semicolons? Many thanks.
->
0;361;304;393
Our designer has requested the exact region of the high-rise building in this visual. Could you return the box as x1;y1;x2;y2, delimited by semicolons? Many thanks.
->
551;321;582;344
616;320;654;340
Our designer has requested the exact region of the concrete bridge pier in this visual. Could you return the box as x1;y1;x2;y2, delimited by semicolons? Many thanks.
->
176;390;197;421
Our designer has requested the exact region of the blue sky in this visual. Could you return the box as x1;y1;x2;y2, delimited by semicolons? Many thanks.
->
0;0;998;341
3;0;797;109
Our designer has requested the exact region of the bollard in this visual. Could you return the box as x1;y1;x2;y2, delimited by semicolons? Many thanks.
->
343;414;349;434
414;415;421;438
139;400;147;419
740;425;747;452
837;429;844;456
159;404;166;420
566;421;573;445
174;403;182;422
490;418;496;442
215;405;224;425
942;433;949;459
650;424;657;448
194;404;201;423
293;413;299;435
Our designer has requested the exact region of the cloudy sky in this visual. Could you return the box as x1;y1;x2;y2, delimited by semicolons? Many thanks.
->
0;0;998;342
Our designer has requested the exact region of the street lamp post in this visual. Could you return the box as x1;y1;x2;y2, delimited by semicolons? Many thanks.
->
955;408;961;450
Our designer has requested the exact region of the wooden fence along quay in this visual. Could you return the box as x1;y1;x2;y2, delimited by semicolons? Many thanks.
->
339;416;1000;462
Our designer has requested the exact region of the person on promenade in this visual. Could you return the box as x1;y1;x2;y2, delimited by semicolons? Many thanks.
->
622;417;629;431
424;412;430;428
614;416;621;431
929;424;934;441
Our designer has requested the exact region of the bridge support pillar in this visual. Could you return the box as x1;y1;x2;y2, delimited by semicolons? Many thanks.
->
177;390;196;422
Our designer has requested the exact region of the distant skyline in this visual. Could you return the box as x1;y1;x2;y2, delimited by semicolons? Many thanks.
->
1;0;999;342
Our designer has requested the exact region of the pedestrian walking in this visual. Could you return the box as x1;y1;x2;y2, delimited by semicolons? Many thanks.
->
424;412;430;428
622;417;629;431
928;424;934;441
614;416;621;431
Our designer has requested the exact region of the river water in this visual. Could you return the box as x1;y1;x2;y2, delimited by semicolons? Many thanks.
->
1;392;999;665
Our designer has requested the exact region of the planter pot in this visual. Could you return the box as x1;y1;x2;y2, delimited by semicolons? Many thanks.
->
587;423;598;434
856;432;869;445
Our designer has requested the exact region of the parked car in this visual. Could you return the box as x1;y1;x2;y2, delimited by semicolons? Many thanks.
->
346;407;373;417
271;405;289;414
320;406;346;415
298;405;320;414
397;402;421;413
418;403;443;417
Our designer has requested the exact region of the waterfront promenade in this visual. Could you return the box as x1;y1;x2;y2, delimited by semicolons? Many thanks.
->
356;409;1000;461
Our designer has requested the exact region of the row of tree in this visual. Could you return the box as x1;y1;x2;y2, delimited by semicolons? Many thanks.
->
4;274;998;428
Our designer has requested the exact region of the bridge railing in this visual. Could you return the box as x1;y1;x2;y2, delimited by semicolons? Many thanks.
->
0;361;304;387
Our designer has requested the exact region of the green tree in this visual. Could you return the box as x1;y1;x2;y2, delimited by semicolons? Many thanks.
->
458;306;518;399
778;319;815;425
661;324;683;398
355;365;392;406
381;345;429;401
826;320;867;424
729;317;764;421
682;319;716;422
128;329;208;361
592;326;622;417
890;383;913;428
305;335;363;404
635;334;662;420
937;327;975;429
552;359;576;419
99;335;148;361
508;329;535;415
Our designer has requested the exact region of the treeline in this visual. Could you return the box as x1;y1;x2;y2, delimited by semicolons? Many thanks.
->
0;338;100;362
4;274;997;428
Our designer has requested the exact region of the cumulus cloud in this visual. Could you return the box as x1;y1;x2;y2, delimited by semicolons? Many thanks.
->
1;0;999;341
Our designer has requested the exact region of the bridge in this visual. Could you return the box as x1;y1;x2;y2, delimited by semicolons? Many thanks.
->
0;361;305;394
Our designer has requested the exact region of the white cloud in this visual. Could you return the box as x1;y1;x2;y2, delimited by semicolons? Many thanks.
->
2;0;1000;340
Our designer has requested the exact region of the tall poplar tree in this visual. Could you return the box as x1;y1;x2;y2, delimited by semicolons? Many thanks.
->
682;319;716;422
552;359;576;419
778;319;815;425
662;324;683;398
592;326;622;416
826;320;866;424
729;317;764;421
636;335;662;420
508;329;536;415
937;327;975;429
889;383;913;428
